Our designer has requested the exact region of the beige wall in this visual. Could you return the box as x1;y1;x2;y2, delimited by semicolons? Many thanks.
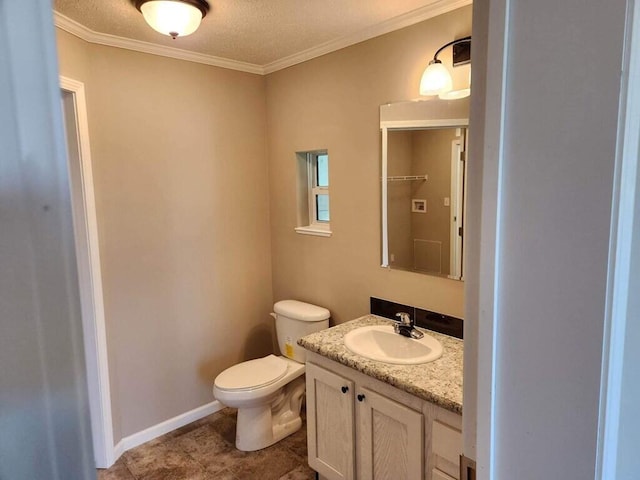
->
54;4;470;442
266;6;470;324
56;30;274;439
387;128;460;275
387;131;413;269
412;128;460;275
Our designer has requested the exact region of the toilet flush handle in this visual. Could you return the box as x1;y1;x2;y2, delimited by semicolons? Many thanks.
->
270;312;277;319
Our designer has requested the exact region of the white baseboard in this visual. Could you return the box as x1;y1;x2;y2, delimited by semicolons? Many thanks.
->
110;400;224;465
112;439;126;464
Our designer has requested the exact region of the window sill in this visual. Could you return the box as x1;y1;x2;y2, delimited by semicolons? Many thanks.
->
295;226;332;237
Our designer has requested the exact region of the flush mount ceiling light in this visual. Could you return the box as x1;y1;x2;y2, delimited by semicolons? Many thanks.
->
419;36;471;99
135;0;210;39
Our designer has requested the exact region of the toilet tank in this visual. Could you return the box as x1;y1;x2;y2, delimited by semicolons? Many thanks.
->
273;300;330;363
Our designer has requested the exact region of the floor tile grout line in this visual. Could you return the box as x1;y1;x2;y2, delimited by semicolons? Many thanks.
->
120;451;142;480
172;426;213;477
121;459;138;480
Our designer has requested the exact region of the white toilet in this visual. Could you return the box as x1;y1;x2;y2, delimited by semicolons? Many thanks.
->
213;300;330;451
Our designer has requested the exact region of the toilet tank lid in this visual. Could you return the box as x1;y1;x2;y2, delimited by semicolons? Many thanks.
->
274;300;330;321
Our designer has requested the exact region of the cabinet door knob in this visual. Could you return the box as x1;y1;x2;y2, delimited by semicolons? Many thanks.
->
341;386;349;394
357;394;365;402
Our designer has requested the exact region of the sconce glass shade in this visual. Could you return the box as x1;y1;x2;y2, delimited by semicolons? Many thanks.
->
419;60;453;96
439;68;471;99
138;1;206;38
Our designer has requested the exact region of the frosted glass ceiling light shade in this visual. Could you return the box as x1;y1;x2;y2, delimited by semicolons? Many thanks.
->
419;36;471;99
419;60;453;96
136;0;210;39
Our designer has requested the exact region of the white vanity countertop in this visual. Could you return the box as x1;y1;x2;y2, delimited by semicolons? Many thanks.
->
298;314;463;414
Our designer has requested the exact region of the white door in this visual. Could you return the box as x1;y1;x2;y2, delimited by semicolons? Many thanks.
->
0;1;95;478
467;0;637;478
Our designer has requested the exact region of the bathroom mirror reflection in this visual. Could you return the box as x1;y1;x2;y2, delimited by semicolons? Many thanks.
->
380;99;469;280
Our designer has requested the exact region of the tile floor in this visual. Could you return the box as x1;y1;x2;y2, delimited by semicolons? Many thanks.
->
97;408;316;480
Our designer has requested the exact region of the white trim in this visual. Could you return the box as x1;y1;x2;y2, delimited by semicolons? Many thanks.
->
112;440;126;463
54;0;470;75
411;199;427;213
380;118;469;130
475;0;511;478
308;152;330;228
262;0;472;74
60;76;115;469
449;137;464;280
596;0;640;478
113;401;224;458
381;126;389;267
297;151;331;235
295;226;332;237
53;12;264;75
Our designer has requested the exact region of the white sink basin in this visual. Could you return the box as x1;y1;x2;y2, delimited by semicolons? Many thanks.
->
343;325;443;365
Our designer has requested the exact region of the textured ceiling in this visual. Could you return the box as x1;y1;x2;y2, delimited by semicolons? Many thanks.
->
53;0;448;66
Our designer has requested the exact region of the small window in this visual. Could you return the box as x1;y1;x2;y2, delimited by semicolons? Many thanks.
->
295;150;331;237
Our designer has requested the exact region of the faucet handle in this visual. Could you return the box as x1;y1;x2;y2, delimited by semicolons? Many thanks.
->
396;312;412;325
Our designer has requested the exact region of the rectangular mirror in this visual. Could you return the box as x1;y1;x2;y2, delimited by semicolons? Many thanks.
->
380;99;469;280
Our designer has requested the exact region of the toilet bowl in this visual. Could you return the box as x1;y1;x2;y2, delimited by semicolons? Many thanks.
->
213;300;330;451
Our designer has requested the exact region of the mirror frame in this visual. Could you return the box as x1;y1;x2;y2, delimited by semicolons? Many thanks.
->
380;100;469;276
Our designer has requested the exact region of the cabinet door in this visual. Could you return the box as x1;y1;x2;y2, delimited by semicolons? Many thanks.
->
432;469;456;480
357;387;424;480
432;420;462;479
306;362;355;480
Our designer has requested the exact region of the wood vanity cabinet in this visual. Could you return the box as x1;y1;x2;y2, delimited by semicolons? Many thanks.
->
305;353;462;480
305;362;356;479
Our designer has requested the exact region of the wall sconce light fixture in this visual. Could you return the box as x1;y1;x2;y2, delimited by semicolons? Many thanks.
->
135;0;210;39
419;36;471;99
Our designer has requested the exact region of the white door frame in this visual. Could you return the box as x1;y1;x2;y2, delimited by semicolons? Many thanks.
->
60;76;114;468
596;0;640;477
472;0;510;476
472;0;639;478
449;135;465;280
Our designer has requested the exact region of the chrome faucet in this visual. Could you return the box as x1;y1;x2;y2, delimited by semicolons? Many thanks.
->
394;312;424;339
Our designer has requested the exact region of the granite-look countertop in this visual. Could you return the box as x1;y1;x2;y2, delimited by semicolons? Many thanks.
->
298;315;463;414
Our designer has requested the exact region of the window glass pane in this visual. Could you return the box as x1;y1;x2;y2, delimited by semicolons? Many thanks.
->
316;194;330;222
316;154;329;187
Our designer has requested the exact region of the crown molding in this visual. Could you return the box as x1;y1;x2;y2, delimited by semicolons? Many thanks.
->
53;12;265;75
54;0;470;76
262;0;472;74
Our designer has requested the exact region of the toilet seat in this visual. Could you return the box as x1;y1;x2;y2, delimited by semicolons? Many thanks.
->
215;354;288;391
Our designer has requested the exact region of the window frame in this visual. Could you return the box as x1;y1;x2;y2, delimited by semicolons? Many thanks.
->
295;150;332;237
308;152;330;227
